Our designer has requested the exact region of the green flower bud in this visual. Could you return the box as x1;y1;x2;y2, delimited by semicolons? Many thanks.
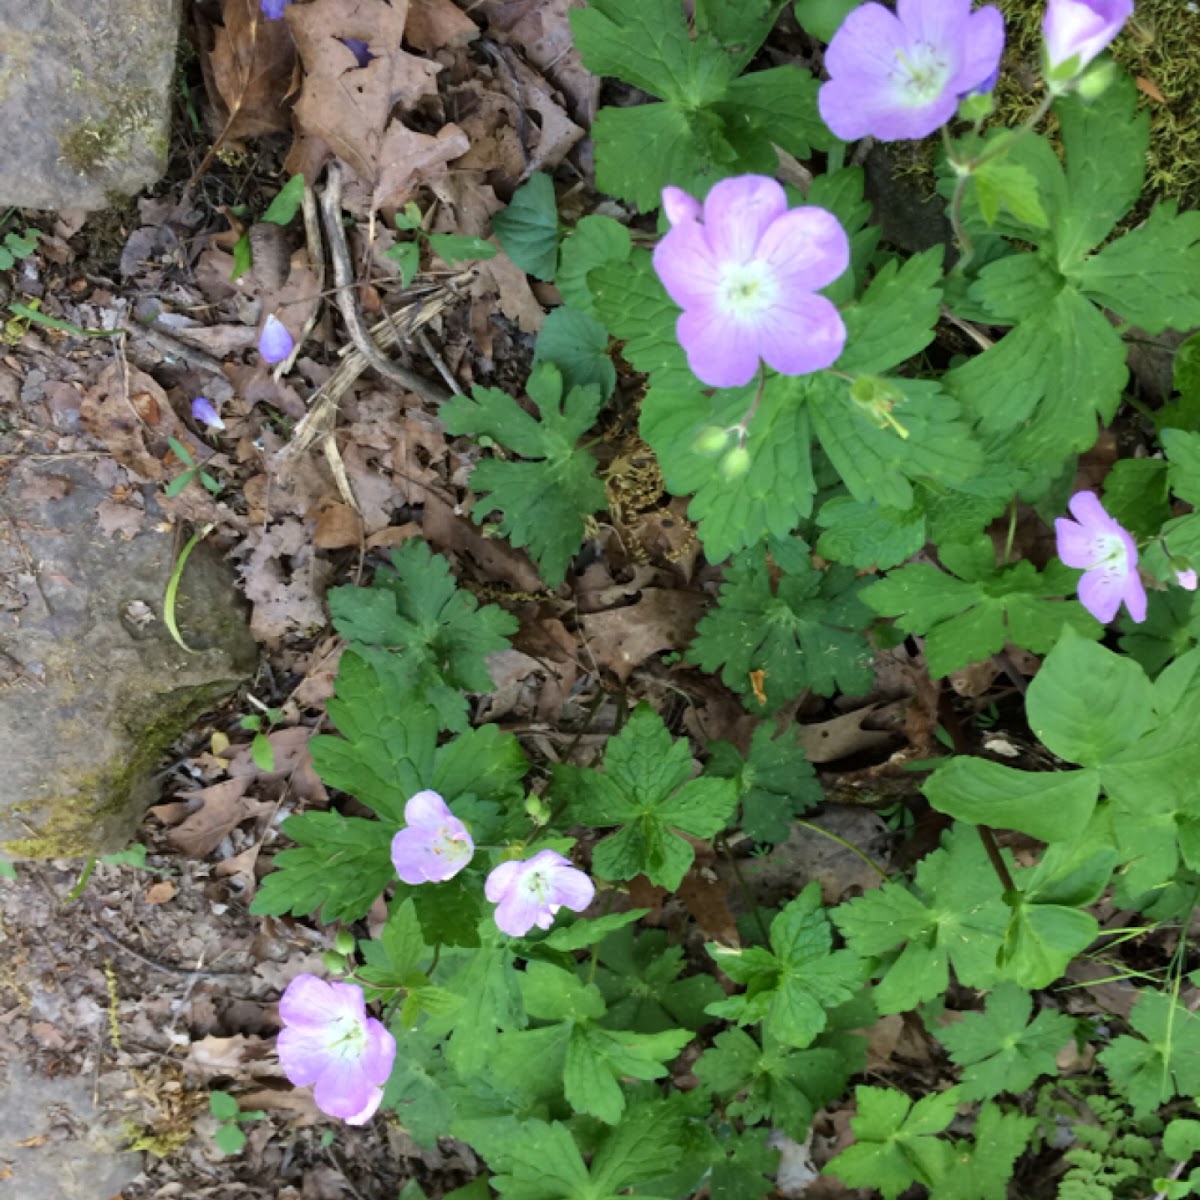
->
1075;58;1116;100
720;445;752;480
957;91;995;123
693;425;731;456
333;930;357;956
321;950;348;975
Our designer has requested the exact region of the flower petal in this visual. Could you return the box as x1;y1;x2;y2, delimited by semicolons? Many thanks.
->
951;6;1006;96
404;789;453;829
280;974;352;1030
259;313;295;363
896;0;972;52
484;859;524;903
754;293;848;377
701;175;787;264
548;865;595;914
662;186;701;227
343;1086;385;1126
824;3;908;82
1054;517;1096;569
1123;573;1148;623
1066;490;1112;532
652;220;722;310
362;1018;397;1085
391;828;440;884
1077;567;1124;624
277;1027;333;1087
756;207;850;294
313;1057;379;1123
677;306;762;389
493;887;547;937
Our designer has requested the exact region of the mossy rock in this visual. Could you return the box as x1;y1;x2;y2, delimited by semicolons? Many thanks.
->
0;0;180;209
0;459;257;859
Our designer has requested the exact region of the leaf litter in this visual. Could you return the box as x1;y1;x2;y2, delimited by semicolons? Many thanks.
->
0;0;1125;1196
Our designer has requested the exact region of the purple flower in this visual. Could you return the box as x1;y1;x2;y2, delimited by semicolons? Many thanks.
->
260;0;291;18
340;38;375;68
1055;490;1147;624
191;397;225;432
1177;568;1198;592
818;0;1005;141
1043;0;1132;74
390;790;474;885
484;849;595;937
277;975;396;1124
652;175;850;389
259;313;295;364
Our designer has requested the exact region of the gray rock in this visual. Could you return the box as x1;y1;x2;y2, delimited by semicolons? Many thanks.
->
0;1058;143;1199
0;458;257;859
0;0;181;210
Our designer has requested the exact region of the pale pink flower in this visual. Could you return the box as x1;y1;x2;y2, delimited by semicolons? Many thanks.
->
390;790;474;885
1054;490;1146;624
484;849;594;937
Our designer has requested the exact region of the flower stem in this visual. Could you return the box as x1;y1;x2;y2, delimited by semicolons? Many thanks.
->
977;825;1017;893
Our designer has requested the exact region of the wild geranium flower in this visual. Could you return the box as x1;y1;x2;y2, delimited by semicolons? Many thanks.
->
191;397;225;432
259;313;294;364
390;790;474;885
260;0;291;18
1042;0;1132;76
818;0;1005;141
277;975;396;1125
652;175;850;389
484;849;595;937
1055;490;1147;624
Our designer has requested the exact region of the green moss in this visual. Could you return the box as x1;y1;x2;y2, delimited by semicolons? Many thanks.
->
995;0;1200;211
57;84;163;176
0;676;240;859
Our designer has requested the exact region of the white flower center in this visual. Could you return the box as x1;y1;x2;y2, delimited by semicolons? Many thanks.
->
430;825;470;863
325;1014;368;1061
894;42;952;105
1090;531;1129;575
716;259;779;322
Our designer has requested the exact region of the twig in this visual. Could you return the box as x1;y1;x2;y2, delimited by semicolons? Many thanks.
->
273;180;326;380
120;318;228;376
319;165;449;405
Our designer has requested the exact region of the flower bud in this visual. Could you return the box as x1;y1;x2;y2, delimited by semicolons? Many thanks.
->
1074;58;1117;100
694;425;731;456
321;950;348;975
333;930;357;956
719;445;752;480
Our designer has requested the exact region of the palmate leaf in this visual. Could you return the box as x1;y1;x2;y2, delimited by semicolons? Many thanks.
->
933;983;1075;1100
328;540;517;731
687;542;874;711
824;1086;959;1200
707;882;866;1047
832;823;1007;1012
443;363;607;586
552;703;738;890
1099;991;1200;1116
861;534;1100;677
928;1104;1035;1200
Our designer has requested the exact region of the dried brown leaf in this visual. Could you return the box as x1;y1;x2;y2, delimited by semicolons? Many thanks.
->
406;0;479;49
208;0;297;139
581;590;706;683
167;778;263;858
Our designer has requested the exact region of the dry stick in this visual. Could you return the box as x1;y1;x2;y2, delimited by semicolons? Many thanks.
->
319;165;450;406
273;181;326;381
120;318;228;377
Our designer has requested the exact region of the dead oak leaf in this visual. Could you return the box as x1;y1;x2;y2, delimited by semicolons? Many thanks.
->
207;0;296;140
288;0;448;205
581;590;707;684
167;778;268;858
406;0;479;50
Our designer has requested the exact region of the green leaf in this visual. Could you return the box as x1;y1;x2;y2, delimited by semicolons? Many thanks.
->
1102;458;1172;539
1120;586;1200;676
426;233;498;265
443;362;606;586
694;0;786;70
209;1090;240;1122
863;538;1097;678
824;1085;959;1200
532;306;616;399
833;823;1007;1011
924;757;1100;844
695;1027;850;1131
564;1023;691;1124
792;0;860;42
557;216;631;315
492;175;559;280
1025;630;1153;766
596;926;726;1032
967;252;1064;323
688;543;874;711
589;1100;686;1195
250;811;395;923
928;1104;1035;1200
1099;991;1200;1117
815;495;927;571
385;240;420;289
836;250;943;375
328;540;517;731
1165;427;1200;508
1077;203;1200;334
250;731;274;773
999;894;1098;989
554;703;738;890
544;908;649;952
706;723;823;844
713;65;831;164
213;1123;246;1155
487;1120;593;1200
972;160;1049;228
230;232;252;282
707;882;865;1047
261;174;306;225
933;983;1074;1100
